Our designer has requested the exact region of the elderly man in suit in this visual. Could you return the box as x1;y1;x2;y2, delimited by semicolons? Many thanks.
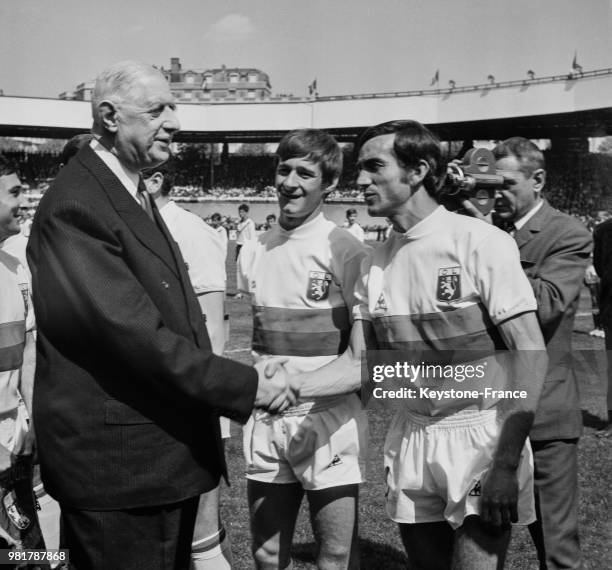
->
487;138;591;569
27;61;294;570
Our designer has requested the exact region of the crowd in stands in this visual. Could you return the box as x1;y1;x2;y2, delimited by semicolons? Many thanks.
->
4;145;612;226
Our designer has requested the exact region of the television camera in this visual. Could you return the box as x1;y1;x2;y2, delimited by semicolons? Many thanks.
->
441;148;506;216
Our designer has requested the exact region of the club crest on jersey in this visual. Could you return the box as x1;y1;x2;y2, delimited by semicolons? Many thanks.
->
307;271;332;301
437;266;461;301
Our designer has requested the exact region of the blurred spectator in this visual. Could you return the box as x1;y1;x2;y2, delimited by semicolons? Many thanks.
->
263;213;277;231
342;207;365;242
235;203;255;261
208;212;228;258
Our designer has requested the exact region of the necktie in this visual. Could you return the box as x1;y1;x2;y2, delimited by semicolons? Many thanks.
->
137;180;155;222
498;220;516;236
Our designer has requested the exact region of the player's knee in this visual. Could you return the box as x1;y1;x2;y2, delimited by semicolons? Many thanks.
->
317;540;354;569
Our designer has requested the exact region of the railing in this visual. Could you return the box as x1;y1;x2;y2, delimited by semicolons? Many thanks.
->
2;68;611;105
316;68;612;102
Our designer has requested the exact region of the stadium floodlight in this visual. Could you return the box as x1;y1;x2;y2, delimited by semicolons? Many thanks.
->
448;79;456;89
527;70;535;80
487;74;495;84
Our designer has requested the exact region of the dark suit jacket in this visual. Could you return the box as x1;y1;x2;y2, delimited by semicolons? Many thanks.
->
593;218;612;327
27;146;258;510
513;200;592;440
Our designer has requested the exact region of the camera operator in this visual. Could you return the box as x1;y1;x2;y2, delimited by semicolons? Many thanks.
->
460;137;591;570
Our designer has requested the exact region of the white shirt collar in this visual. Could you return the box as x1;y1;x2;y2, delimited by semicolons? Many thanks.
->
514;199;544;230
90;139;140;202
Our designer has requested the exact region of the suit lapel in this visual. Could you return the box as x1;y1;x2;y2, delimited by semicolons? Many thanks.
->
514;200;549;250
78;146;179;278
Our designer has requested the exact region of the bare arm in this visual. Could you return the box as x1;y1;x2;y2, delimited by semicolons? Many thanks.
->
294;319;376;398
481;310;548;527
19;331;36;415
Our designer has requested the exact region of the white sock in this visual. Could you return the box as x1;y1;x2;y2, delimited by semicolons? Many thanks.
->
190;526;233;569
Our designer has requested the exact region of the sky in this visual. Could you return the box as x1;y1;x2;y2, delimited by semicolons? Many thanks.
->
1;0;611;99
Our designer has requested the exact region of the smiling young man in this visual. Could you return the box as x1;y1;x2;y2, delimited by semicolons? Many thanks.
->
237;129;369;569
0;157;45;553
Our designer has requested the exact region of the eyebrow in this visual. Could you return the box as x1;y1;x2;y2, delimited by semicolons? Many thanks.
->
357;157;385;168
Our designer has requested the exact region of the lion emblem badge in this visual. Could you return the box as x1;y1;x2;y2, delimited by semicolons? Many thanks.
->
437;267;461;301
307;271;332;301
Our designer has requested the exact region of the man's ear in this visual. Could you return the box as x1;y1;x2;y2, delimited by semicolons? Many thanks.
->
98;100;119;133
407;159;430;188
531;168;546;194
323;175;340;198
146;172;164;196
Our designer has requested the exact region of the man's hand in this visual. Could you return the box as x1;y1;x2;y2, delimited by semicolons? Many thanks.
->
480;463;519;529
460;199;494;224
254;358;299;414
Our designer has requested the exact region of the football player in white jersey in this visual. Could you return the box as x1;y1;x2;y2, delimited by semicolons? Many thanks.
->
238;129;369;570
290;121;548;569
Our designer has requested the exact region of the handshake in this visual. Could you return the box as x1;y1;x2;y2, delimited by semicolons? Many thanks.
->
253;358;300;414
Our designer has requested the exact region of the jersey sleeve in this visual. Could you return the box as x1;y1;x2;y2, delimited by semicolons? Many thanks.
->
472;229;537;324
338;240;370;324
352;250;375;322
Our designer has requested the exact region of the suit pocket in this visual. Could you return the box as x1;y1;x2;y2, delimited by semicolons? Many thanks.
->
104;399;155;425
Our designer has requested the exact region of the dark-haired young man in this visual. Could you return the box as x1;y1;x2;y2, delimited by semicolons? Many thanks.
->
238;129;369;569
296;120;548;569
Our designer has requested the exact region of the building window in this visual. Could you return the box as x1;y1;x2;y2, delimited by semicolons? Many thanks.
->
186;75;195;84
248;74;258;83
183;92;192;100
229;74;239;83
247;90;256;98
202;92;211;100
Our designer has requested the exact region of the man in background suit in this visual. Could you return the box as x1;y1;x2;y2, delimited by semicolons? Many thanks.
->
593;217;612;435
27;61;294;570
490;138;591;569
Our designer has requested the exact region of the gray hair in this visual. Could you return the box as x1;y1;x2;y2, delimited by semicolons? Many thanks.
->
91;60;163;132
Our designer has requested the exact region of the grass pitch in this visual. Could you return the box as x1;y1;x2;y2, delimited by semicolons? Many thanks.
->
219;242;611;569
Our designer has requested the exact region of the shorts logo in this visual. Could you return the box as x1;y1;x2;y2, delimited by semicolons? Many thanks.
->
327;454;343;468
374;292;388;313
307;271;332;301
468;480;482;497
437;266;461;301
